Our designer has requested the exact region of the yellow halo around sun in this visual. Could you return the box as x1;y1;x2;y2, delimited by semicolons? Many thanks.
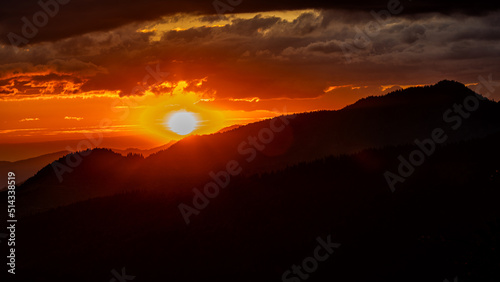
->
165;110;199;135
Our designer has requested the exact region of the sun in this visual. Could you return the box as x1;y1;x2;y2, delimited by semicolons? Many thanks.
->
165;110;199;135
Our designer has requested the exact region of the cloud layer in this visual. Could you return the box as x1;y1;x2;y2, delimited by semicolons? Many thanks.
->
1;0;500;45
1;9;499;103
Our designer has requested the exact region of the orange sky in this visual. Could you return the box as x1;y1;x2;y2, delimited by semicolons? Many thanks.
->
0;77;426;146
1;8;499;160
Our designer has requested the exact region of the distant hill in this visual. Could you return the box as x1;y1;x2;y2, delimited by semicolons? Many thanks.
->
0;135;165;161
216;124;243;133
12;80;500;214
0;151;69;190
10;149;145;215
110;140;177;157
0;142;176;192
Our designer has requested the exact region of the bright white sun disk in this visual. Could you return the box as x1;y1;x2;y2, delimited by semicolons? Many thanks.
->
166;110;199;135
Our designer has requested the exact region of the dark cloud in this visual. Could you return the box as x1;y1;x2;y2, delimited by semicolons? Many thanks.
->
199;14;228;23
0;59;106;79
305;40;344;54
1;10;500;101
451;27;500;41
400;24;426;44
0;73;85;95
1;0;500;45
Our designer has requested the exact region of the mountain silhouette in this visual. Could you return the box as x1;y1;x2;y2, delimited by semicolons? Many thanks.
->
139;80;500;186
4;127;500;282
110;140;177;157
0;141;176;193
0;151;69;190
9;80;500;216
1;80;500;281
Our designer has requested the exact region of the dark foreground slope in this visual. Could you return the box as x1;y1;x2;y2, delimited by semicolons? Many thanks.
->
3;131;500;282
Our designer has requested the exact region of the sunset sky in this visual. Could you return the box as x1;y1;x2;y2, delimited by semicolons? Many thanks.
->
1;0;499;160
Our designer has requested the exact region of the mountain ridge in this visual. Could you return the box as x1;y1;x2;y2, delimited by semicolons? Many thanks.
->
12;80;500;214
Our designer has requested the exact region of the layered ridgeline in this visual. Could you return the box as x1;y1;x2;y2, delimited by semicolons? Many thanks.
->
7;80;500;215
0;151;69;190
4;111;500;282
0;141;177;192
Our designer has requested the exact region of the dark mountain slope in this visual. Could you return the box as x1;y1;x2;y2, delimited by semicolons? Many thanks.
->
5;131;500;282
